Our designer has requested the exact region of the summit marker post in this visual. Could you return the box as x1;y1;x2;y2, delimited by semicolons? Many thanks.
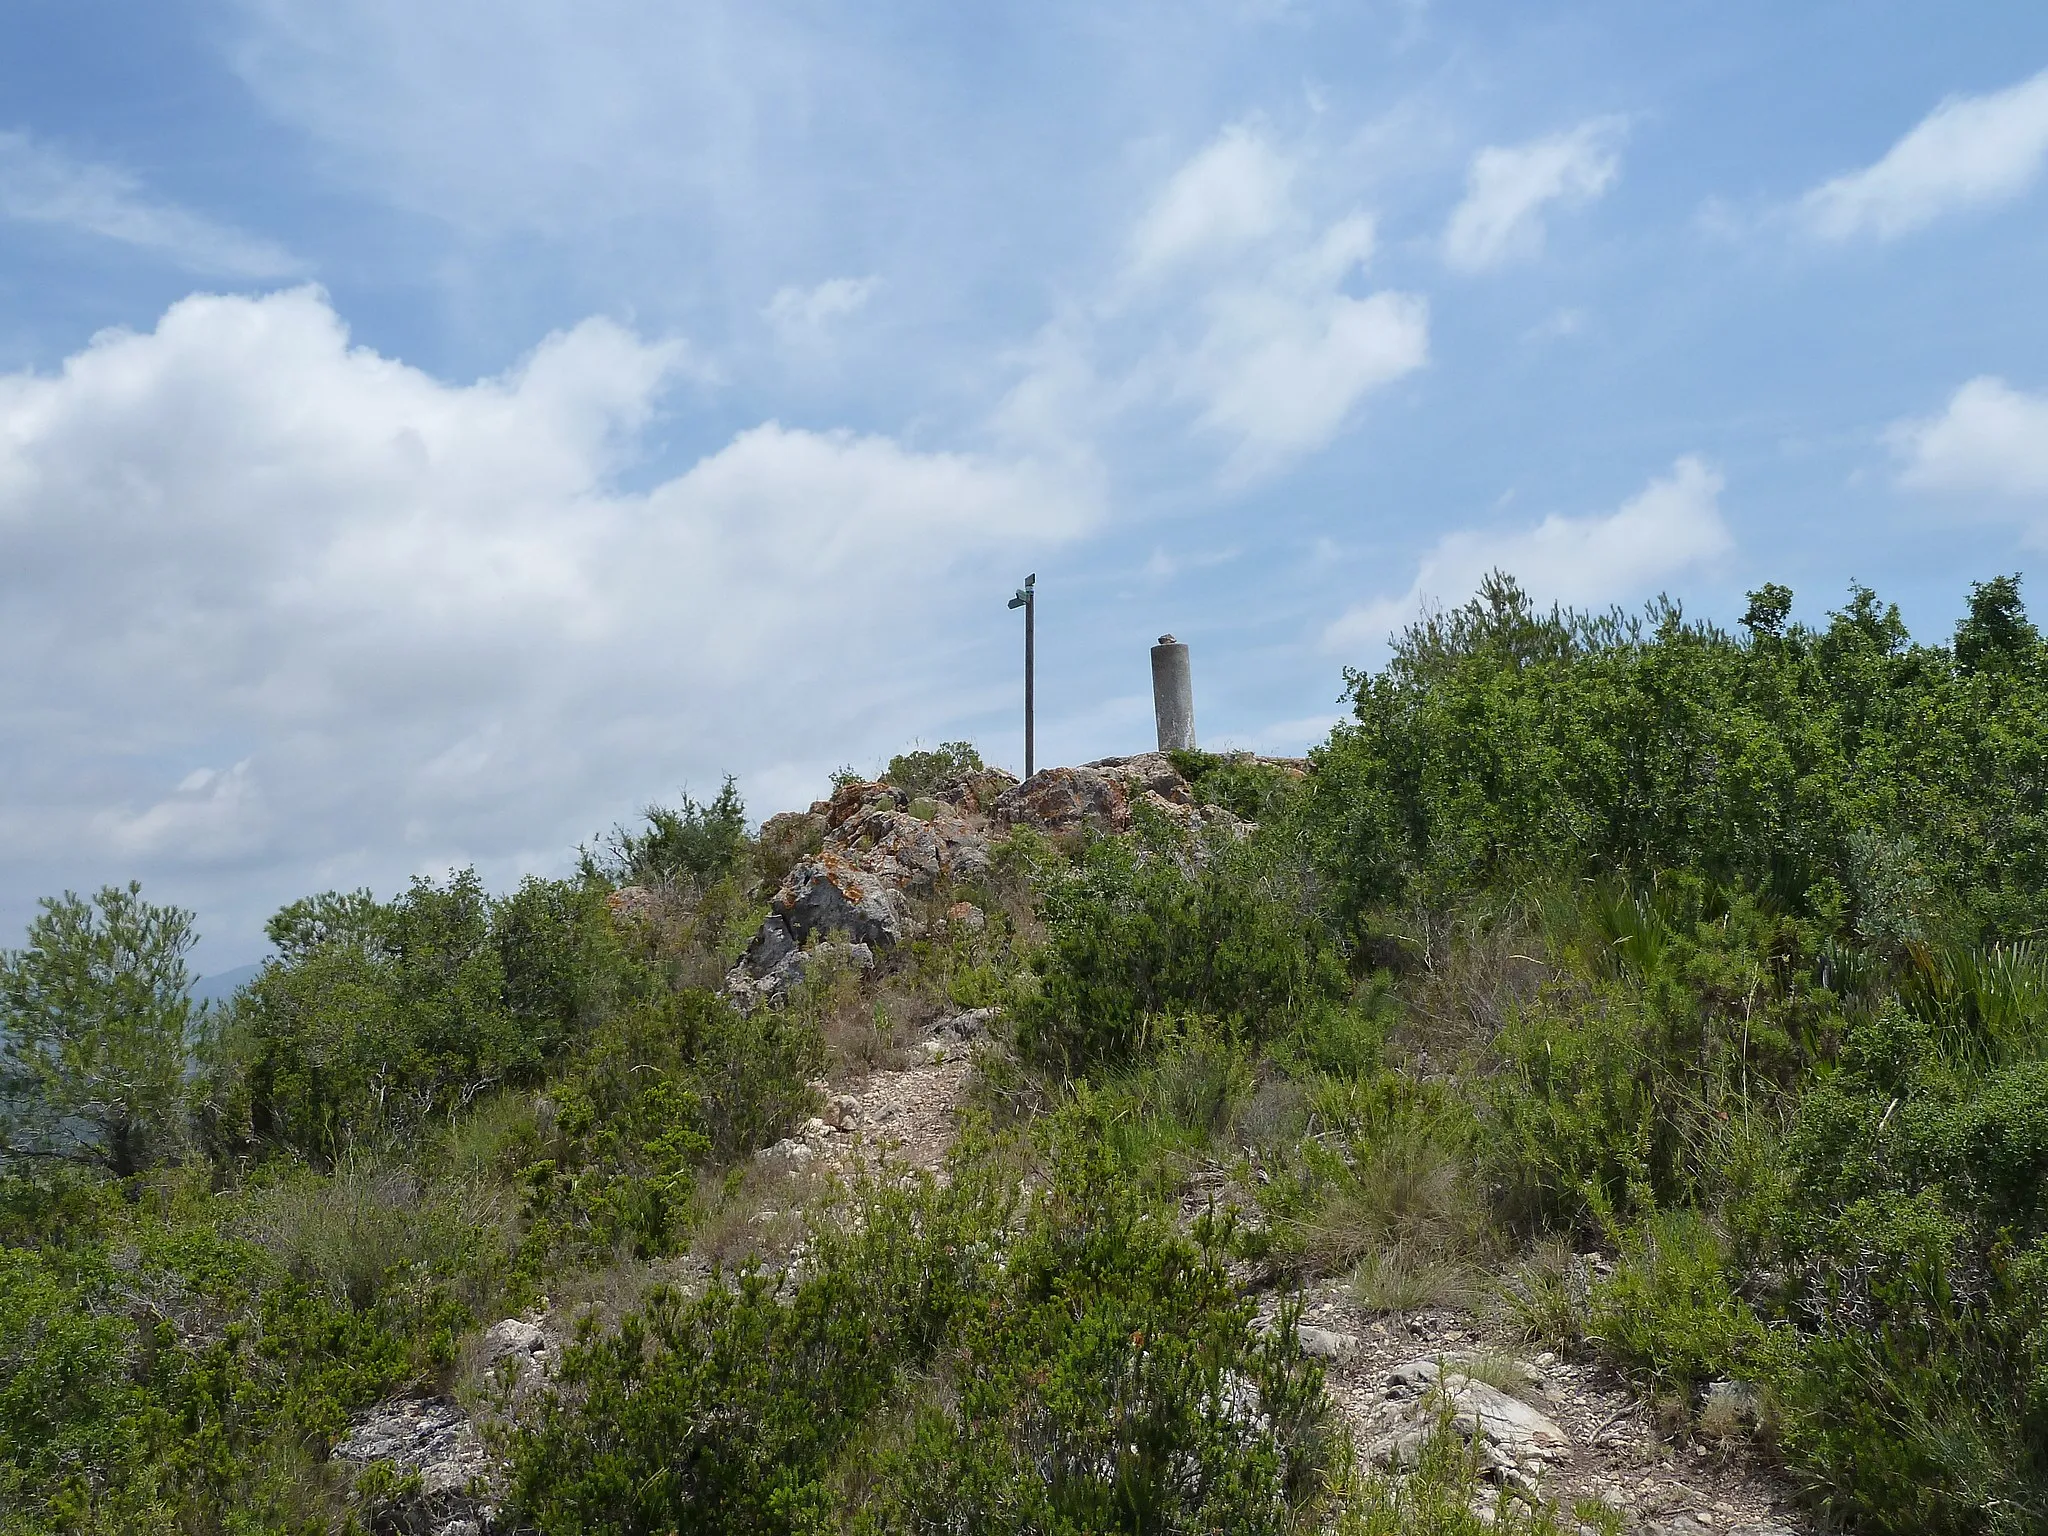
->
1008;573;1035;778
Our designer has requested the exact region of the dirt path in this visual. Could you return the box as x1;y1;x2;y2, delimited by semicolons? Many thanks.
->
763;1037;1810;1536
1277;1282;1808;1535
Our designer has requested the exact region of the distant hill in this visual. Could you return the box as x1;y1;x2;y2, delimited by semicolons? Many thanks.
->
191;963;262;1005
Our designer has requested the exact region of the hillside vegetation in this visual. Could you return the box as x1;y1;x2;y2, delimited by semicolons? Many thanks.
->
8;573;2048;1534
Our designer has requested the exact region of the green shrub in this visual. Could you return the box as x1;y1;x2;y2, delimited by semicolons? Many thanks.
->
1487;991;1665;1230
589;778;749;892
1015;831;1348;1075
520;990;821;1262
508;1127;1333;1534
1166;749;1305;824
1585;1209;1768;1393
883;740;983;798
2;882;199;1178
209;871;624;1161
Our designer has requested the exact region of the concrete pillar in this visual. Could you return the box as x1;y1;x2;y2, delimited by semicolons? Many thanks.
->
1151;634;1196;752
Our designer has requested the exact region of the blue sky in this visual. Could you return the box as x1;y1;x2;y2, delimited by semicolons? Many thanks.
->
4;1;2048;967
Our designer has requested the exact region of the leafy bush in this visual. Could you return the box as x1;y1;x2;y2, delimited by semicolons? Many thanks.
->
882;739;983;798
1306;572;2048;940
209;872;623;1161
1584;1209;1768;1393
1166;749;1305;824
1016;831;1350;1074
508;1127;1333;1535
589;778;749;892
519;989;821;1261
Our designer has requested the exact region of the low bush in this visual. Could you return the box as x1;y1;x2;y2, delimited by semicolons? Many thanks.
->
882;739;984;798
507;1126;1334;1535
1015;830;1348;1075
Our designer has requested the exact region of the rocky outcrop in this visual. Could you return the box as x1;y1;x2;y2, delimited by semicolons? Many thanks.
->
333;1396;496;1534
1354;1354;1572;1490
728;752;1278;1007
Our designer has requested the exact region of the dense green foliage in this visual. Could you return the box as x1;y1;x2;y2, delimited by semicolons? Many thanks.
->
511;1125;1330;1535
588;778;749;892
1015;822;1351;1074
2;883;199;1177
1306;572;2048;939
15;576;2048;1534
881;739;984;798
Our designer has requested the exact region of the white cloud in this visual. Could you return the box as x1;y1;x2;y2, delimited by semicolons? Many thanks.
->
1323;456;1731;653
1443;118;1625;271
764;275;879;337
1128;124;1294;274
0;288;1091;948
1802;68;2048;240
1183;214;1429;476
0;131;301;278
1031;125;1427;480
1890;377;2048;501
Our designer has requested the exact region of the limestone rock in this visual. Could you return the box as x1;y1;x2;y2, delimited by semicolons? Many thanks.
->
769;855;916;952
332;1397;495;1530
730;939;876;1007
478;1318;548;1375
992;766;1133;838
1356;1356;1572;1489
1296;1324;1361;1361
605;885;661;924
930;1006;999;1042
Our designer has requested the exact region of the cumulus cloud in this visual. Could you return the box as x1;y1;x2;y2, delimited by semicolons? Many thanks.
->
1323;456;1731;654
0;288;1090;950
1802;68;2048;240
1443;118;1625;271
0;130;301;277
765;275;879;337
1890;377;2048;501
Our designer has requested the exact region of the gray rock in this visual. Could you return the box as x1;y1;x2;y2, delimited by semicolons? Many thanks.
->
731;939;876;1008
333;1397;495;1527
1296;1324;1360;1361
478;1317;550;1379
931;1007;999;1042
775;857;916;951
755;1137;816;1172
1356;1357;1572;1489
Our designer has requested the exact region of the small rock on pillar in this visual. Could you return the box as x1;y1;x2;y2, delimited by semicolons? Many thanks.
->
1151;634;1196;752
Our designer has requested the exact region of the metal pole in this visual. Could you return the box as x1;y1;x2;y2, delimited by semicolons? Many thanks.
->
1009;574;1036;778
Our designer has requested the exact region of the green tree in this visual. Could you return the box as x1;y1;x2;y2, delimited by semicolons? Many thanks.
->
591;779;749;891
0;883;197;1177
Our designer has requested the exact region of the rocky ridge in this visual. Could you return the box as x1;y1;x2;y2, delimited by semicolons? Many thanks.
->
726;752;1257;1006
334;749;1809;1536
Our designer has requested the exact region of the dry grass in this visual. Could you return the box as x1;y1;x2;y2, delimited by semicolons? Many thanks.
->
689;1160;830;1273
233;1152;513;1313
1285;1127;1488;1279
1489;1235;1592;1348
1351;1246;1478;1315
1396;902;1553;1065
1443;1349;1545;1402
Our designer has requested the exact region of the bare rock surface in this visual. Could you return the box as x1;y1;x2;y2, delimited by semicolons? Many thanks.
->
730;752;1282;1000
755;1054;974;1178
332;1396;496;1531
1273;1281;1812;1534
